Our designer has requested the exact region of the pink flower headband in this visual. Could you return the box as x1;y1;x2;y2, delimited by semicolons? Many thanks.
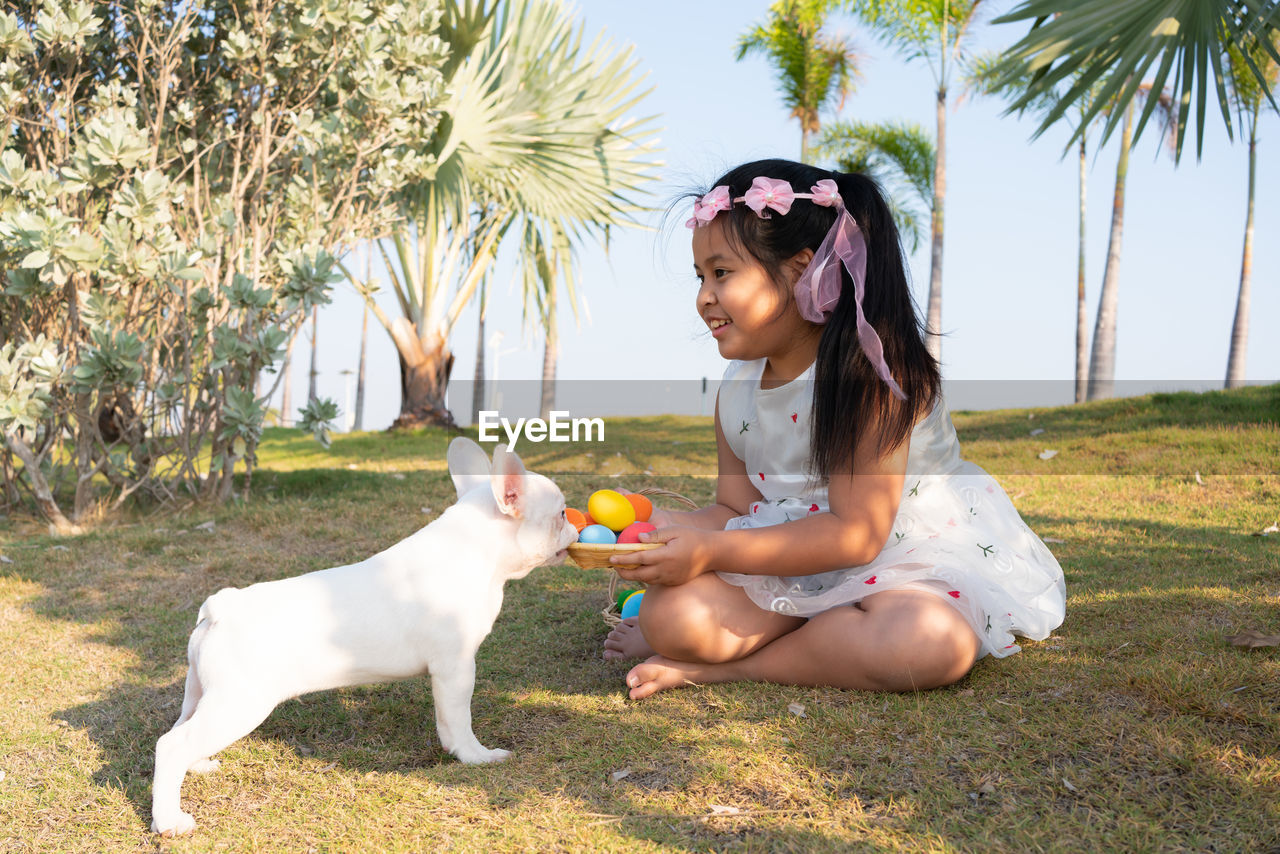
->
688;176;906;401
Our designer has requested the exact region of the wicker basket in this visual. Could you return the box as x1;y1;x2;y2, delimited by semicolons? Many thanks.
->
564;487;698;626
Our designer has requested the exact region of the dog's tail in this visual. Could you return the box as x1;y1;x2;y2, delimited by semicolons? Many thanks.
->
196;587;241;629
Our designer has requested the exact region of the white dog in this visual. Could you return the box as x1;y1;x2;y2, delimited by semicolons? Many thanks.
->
150;438;578;836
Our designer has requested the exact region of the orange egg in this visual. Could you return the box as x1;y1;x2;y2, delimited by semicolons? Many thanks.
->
624;492;652;523
566;507;588;532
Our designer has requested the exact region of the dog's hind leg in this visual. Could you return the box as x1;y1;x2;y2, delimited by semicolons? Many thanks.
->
151;692;276;836
170;620;223;774
430;656;510;765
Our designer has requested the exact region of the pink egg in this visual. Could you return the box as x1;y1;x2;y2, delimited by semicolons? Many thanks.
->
616;521;656;544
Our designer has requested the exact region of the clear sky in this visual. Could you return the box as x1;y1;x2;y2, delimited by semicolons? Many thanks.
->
272;0;1278;431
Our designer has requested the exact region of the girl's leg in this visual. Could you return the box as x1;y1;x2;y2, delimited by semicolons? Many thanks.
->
624;589;980;699
603;573;804;662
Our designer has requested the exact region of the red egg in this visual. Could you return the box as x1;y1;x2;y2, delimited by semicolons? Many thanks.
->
616;521;656;544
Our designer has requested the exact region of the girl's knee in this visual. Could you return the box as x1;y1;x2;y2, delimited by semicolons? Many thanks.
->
859;595;979;691
638;583;730;663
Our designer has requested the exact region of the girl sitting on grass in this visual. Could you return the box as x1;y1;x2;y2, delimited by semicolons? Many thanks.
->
605;158;1066;700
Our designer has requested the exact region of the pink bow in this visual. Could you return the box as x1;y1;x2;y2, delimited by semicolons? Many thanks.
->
742;177;795;218
808;179;841;207
794;209;907;401
685;185;732;228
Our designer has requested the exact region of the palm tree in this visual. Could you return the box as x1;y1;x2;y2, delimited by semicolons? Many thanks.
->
967;54;1102;403
992;0;1279;162
850;0;986;363
350;0;658;428
736;0;861;163
813;119;935;251
1087;85;1177;401
1224;36;1279;388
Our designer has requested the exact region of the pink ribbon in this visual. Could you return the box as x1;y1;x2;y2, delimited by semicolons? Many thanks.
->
794;207;907;401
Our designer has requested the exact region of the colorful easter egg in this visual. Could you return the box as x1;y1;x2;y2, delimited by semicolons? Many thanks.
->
577;524;617;545
624;492;653;523
565;507;588;532
587;489;635;532
619;590;644;620
616;521;656;544
615;588;640;611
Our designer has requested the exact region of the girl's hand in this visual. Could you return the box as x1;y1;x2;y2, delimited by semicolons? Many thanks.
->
646;506;677;528
609;526;716;587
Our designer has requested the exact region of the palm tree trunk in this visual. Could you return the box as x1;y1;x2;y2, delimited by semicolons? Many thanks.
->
387;318;457;429
307;305;319;403
539;285;557;421
353;299;368;431
280;325;300;426
925;82;946;363
1225;118;1256;389
472;277;488;424
1075;136;1088;404
1086;102;1133;402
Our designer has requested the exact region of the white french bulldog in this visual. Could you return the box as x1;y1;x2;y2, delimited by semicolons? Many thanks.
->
150;437;577;836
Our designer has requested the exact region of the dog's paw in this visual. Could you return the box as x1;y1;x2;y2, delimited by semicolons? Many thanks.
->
188;758;221;774
152;811;196;837
456;746;511;765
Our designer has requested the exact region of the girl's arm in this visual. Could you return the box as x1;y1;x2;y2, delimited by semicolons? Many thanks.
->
612;408;908;586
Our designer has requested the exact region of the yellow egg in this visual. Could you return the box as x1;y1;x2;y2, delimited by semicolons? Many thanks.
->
587;489;636;532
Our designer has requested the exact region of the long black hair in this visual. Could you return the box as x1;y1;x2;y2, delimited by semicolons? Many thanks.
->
702;158;940;479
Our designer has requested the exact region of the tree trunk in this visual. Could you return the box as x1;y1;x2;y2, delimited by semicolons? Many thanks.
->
307;305;319;403
539;285;558;421
387;317;457;429
925;82;947;363
1086;102;1133;402
3;430;82;536
354;299;368;431
471;278;488;425
1225;120;1256;389
1075;136;1088;403
280;324;300;427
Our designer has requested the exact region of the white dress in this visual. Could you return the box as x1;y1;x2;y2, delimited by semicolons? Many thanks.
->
716;358;1066;659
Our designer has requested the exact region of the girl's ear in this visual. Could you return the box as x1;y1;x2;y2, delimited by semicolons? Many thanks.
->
783;248;815;284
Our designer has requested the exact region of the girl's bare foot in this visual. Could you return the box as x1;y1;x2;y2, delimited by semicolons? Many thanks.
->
625;655;720;700
603;617;655;662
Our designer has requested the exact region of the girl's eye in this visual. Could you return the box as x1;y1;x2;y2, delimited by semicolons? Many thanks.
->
714;268;729;279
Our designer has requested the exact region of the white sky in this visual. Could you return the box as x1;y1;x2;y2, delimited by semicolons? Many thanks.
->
272;0;1278;431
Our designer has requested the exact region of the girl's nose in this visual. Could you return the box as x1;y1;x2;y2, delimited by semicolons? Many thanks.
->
696;279;716;309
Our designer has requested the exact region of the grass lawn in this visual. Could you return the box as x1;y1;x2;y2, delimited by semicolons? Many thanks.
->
0;385;1276;851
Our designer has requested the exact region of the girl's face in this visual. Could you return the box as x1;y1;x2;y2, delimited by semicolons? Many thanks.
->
692;220;815;364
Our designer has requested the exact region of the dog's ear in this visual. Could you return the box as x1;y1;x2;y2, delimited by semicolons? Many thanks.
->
490;445;528;519
447;437;493;499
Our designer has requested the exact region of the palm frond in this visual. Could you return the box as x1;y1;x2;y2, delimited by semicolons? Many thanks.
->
814;118;935;250
992;0;1280;162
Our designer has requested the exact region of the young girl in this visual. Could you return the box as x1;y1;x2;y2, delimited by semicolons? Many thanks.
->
605;159;1066;700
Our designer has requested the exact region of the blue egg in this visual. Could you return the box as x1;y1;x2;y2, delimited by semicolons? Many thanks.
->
578;524;617;545
619;590;644;620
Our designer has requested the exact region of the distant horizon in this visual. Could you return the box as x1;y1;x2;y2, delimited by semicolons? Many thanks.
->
285;377;1274;433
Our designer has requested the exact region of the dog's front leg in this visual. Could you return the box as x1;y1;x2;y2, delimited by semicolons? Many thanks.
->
430;656;510;764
